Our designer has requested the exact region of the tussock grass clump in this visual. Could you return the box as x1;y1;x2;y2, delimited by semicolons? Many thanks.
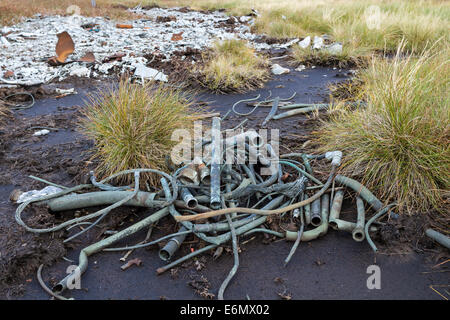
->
81;81;196;186
194;39;269;93
291;46;364;68
315;43;450;214
252;1;449;57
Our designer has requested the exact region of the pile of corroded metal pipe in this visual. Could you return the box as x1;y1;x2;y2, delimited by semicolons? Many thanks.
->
15;116;396;300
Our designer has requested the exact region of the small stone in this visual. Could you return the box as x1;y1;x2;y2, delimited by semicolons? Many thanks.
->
298;36;310;49
295;64;306;72
134;64;168;82
70;67;91;77
324;42;343;54
271;63;290;75
239;16;252;23
313;36;324;49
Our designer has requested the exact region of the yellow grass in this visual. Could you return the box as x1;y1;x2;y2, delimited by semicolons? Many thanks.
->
81;80;197;186
315;42;450;213
194;39;269;93
2;0;447;59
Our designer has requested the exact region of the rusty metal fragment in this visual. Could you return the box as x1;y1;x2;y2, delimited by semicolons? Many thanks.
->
171;32;183;41
116;24;133;29
120;258;142;271
55;31;75;63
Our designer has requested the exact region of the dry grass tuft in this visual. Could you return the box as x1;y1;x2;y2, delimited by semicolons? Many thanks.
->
315;42;450;214
81;80;198;187
193;39;269;93
0;0;149;25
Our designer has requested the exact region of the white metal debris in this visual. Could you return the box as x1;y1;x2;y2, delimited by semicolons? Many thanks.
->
295;64;306;72
0;7;306;85
0;7;303;85
239;16;253;23
312;36;324;49
17;186;63;203
324;42;343;54
271;64;290;75
297;35;343;55
298;36;311;49
55;88;76;95
1;36;10;46
70;66;91;77
277;38;299;49
33;129;50;136
134;64;168;82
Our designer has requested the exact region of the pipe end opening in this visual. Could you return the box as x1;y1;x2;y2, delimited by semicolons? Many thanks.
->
311;217;322;227
159;250;171;262
329;221;338;230
210;201;221;210
201;176;211;185
352;231;364;242
187;199;198;209
52;284;63;293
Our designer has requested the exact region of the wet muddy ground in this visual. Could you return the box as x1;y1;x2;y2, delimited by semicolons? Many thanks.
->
1;63;448;300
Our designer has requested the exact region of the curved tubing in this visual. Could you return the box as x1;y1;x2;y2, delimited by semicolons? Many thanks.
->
53;207;170;294
195;178;252;204
330;219;377;233
353;197;366;242
304;200;311;225
175;166;337;222
365;204;395;252
156;196;286;275
48;191;165;211
334;175;383;211
328;190;344;229
273;104;328;120
425;229;450;249
155;195;286;277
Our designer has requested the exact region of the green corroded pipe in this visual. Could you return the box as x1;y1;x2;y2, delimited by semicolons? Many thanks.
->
193;214;261;233
279;103;328;110
328;190;344;229
353;197;366;242
180;187;198;209
425;229;450;249
159;226;189;261
53;207;170;294
310;197;321;227
195;178;252;204
47;191;167;211
242;228;285;238
334;175;382;211
279;160;323;186
365;204;396;252
156;196;286;275
156;244;218;275
330;218;377;233
304;200;311;225
286;194;329;241
174;200;210;213
273;104;329;120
